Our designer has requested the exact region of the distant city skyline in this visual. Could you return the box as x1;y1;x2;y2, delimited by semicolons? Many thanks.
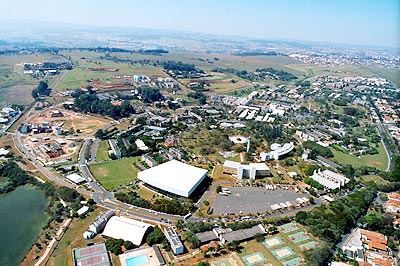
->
2;0;399;48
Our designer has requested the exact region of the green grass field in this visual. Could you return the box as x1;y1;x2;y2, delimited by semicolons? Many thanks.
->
89;157;140;190
360;175;390;185
365;66;400;87
96;140;110;161
56;50;166;91
57;51;306;92
136;186;157;200
331;142;388;171
0;53;65;104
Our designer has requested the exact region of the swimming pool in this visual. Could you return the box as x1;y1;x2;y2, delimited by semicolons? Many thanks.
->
126;254;149;266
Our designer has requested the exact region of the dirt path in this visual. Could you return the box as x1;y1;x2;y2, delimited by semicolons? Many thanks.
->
34;218;72;266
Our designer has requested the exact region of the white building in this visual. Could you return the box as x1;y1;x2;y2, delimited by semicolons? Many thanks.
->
88;210;115;234
341;228;364;261
108;139;121;158
135;139;149;151
164;227;184;255
66;173;85;184
102;216;153;246
137;160;208;197
223;161;270;179
77;206;89;216
269;142;294;160
310;169;350;190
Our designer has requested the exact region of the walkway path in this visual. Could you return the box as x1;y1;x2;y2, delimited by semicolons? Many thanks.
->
34;218;72;266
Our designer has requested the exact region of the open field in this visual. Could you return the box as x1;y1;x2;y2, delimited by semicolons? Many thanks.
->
364;66;400;86
27;107;111;138
0;53;67;104
0;84;35;106
287;63;374;79
360;175;390;185
56;50;166;91
96;140;110;161
89;157;139;191
331;142;388;171
136;186;157;200
180;71;251;93
57;51;307;93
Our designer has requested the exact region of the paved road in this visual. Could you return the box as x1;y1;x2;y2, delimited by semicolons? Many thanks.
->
49;70;68;91
376;125;393;172
89;139;100;163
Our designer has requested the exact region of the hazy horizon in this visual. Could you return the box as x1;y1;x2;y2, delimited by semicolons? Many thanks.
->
2;0;400;49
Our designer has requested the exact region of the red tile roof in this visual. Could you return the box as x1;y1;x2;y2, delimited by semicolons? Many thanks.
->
360;229;387;251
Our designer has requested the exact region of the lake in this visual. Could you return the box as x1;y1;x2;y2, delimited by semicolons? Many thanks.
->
0;186;48;266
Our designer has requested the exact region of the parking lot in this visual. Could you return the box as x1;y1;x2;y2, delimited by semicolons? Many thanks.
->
212;186;310;215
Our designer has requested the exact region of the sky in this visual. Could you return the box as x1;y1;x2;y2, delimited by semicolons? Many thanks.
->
2;0;399;48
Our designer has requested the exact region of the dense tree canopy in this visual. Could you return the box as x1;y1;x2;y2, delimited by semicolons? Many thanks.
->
303;141;333;159
296;184;377;264
163;61;196;72
32;81;52;98
73;93;135;119
138;87;164;103
146;227;166;245
0;161;36;193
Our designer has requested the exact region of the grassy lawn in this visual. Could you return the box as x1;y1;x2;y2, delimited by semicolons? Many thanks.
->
331;142;388;171
359;175;390;185
56;50;166;91
89;157;140;191
0;53;65;105
136;186;157;200
96;140;110;161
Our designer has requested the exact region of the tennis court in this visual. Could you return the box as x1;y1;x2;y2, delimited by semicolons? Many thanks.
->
271;246;295;260
263;236;283;248
282;257;303;266
279;223;299;233
241;252;266;266
288;231;309;243
299;241;318;250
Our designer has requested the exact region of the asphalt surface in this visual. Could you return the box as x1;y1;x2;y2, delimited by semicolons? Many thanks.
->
212;186;320;215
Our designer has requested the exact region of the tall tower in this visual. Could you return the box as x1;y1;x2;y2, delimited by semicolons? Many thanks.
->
247;137;251;153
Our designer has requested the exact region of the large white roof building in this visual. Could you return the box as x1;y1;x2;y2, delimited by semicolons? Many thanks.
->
223;160;270;179
310;169;350;190
102;216;153;246
137;160;208;197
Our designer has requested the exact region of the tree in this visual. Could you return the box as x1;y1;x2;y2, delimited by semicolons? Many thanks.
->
198;261;210;266
146;227;166;245
295;211;308;223
138;87;163;103
94;129;107;140
309;197;315;204
185;232;200;248
216;186;222;193
32;81;51;98
105;238;124;255
56;186;81;202
254;233;264;242
227;240;241;252
123;240;134;250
